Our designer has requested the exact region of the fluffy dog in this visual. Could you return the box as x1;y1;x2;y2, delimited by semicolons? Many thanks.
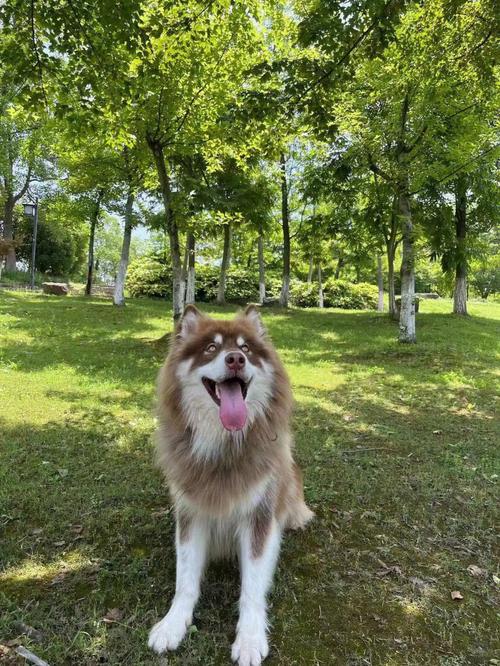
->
148;304;313;665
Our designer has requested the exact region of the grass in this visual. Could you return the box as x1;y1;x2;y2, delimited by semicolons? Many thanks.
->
0;292;499;666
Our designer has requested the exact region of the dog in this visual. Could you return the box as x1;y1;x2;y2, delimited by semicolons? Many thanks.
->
148;304;313;665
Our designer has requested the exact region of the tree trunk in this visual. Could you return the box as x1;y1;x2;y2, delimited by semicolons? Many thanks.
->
398;187;416;343
385;199;399;318
3;197;16;271
318;262;324;308
279;153;290;307
185;232;196;305
334;252;344;279
149;139;184;321
258;233;266;304
377;255;384;312
113;190;134;306
217;223;232;305
453;176;467;315
85;195;102;296
387;248;396;317
307;254;313;284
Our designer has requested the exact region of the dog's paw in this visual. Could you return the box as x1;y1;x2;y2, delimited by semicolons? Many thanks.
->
148;608;191;654
231;629;269;666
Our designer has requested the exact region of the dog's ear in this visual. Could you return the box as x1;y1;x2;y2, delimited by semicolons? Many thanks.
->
242;304;265;337
177;304;205;339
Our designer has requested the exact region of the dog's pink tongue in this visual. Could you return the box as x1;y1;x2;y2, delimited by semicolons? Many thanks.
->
218;379;247;431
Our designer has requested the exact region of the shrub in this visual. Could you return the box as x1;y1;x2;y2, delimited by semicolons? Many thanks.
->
197;265;258;303
290;280;321;307
324;279;378;309
126;254;171;298
126;256;378;310
266;275;284;299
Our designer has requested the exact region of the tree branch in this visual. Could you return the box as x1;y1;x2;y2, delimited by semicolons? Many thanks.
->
410;145;498;195
367;153;393;183
30;0;49;109
13;166;33;203
294;0;397;103
404;123;428;155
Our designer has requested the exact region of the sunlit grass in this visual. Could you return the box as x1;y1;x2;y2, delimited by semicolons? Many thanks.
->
0;292;499;665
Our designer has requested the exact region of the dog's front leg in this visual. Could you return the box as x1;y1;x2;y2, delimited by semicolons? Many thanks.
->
148;514;208;654
232;513;281;666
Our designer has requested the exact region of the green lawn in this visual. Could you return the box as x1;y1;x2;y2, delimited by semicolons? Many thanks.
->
0;292;499;666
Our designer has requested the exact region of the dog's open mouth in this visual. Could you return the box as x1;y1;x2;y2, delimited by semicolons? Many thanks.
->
202;377;249;432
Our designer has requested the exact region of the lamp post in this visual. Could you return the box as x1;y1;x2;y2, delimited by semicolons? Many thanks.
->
23;200;39;290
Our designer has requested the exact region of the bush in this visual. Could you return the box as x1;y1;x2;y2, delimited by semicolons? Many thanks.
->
324;279;378;309
126;257;378;310
127;258;259;303
196;265;258;303
126;254;171;298
265;275;284;299
290;280;321;307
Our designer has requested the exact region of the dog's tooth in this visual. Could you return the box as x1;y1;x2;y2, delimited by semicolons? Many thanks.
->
215;384;220;398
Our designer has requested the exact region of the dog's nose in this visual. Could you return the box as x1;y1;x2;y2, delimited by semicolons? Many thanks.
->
225;352;246;371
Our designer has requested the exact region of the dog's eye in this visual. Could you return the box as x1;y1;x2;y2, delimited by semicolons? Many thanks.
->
240;343;249;353
206;343;217;353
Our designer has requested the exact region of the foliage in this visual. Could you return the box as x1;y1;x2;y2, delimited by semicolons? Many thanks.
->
289;280;320;307
16;214;86;277
126;254;171;299
469;256;500;299
323;279;378;310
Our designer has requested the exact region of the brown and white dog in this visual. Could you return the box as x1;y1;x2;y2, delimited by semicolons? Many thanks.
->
148;304;313;665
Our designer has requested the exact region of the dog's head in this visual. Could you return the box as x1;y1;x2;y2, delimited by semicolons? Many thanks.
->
171;305;277;434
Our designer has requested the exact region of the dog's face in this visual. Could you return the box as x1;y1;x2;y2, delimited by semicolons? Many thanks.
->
172;305;275;435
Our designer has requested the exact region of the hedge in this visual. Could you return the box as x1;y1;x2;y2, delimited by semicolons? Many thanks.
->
126;255;378;309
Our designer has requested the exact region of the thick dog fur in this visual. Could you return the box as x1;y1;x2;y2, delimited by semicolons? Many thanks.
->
148;305;313;665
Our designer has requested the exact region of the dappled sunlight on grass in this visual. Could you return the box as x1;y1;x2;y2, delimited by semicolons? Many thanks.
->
1;551;91;592
1;293;499;665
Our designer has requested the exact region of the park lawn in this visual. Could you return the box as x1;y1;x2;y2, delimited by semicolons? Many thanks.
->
0;292;499;666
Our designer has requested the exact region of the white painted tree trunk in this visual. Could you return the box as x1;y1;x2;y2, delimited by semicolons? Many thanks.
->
377;255;384;312
453;176;468;315
453;275;467;314
398;190;416;343
113;191;134;307
185;232;195;305
318;263;324;308
257;233;266;304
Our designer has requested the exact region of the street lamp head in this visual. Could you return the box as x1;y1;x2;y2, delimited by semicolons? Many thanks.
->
23;203;36;217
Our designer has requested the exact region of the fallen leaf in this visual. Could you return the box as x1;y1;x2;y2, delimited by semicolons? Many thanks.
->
53;541;65;547
451;590;463;600
432;430;442;435
70;524;84;534
31;528;43;536
57;468;68;478
103;608;124;624
492;574;500;586
467;564;486;577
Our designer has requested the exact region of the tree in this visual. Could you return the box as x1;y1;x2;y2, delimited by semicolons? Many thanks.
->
16;202;86;276
0;104;52;270
332;0;497;341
